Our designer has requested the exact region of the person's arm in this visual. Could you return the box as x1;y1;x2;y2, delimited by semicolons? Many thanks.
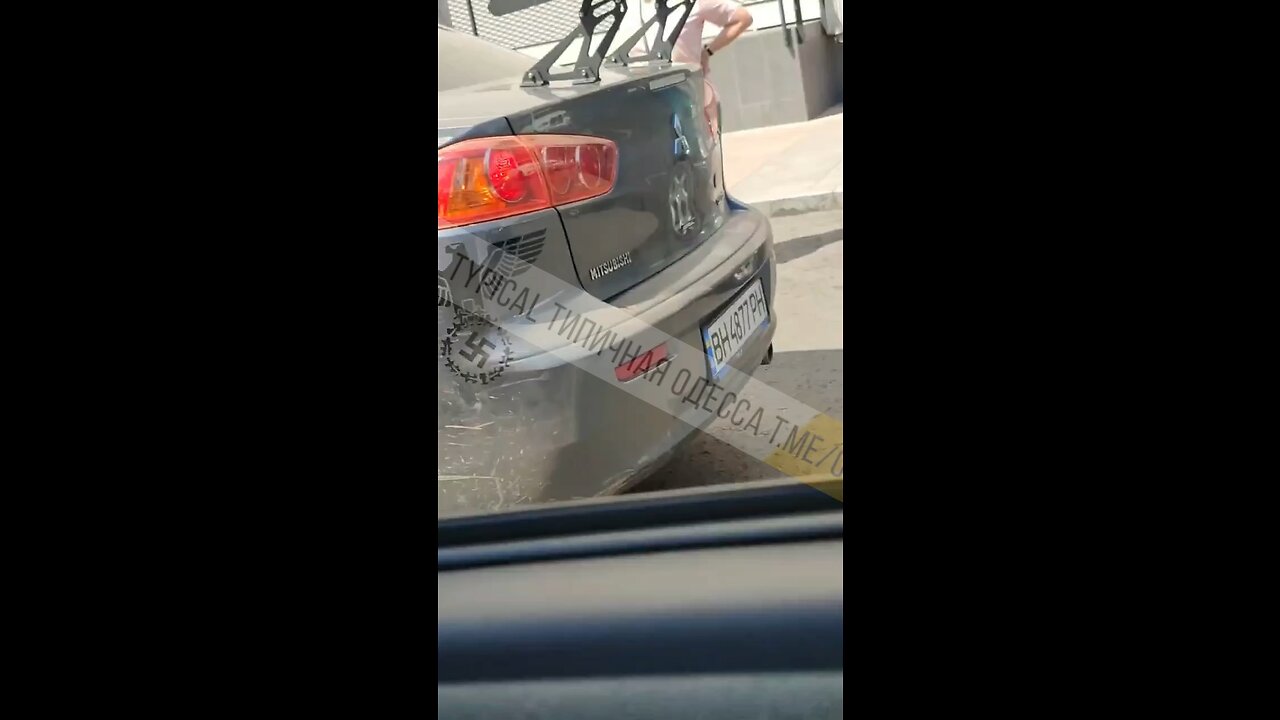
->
701;3;753;71
705;7;753;55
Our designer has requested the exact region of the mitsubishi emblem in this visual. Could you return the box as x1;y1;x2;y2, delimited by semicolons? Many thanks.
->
673;113;690;160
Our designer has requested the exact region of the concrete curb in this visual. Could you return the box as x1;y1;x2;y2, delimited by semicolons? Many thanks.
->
742;189;844;218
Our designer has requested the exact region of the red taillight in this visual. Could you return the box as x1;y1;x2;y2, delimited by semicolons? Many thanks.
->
542;145;575;195
488;145;541;202
438;135;618;229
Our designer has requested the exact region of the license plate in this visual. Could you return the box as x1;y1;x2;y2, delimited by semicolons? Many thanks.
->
702;279;769;379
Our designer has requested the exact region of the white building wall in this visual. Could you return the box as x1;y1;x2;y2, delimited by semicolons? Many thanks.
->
438;0;824;58
514;0;825;59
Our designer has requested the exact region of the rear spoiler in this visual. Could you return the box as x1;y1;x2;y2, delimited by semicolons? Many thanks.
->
606;0;693;67
493;0;694;87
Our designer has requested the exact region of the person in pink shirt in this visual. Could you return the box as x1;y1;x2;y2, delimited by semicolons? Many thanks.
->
671;0;754;72
670;0;753;135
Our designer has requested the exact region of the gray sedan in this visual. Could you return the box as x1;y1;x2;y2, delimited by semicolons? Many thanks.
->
438;25;776;514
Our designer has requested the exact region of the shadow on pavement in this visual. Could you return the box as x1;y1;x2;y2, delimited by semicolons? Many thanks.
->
775;229;843;265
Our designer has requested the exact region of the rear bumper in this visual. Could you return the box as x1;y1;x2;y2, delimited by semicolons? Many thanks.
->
439;206;776;516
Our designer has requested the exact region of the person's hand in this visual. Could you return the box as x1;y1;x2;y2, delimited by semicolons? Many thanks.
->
701;47;711;74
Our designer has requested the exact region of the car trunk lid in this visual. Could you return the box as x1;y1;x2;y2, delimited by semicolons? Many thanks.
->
502;67;729;299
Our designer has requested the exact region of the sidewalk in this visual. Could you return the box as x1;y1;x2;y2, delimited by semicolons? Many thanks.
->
722;105;843;217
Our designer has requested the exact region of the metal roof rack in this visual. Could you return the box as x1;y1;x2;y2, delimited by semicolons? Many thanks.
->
521;0;629;86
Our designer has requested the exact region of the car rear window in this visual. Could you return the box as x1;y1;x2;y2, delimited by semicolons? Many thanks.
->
438;28;533;91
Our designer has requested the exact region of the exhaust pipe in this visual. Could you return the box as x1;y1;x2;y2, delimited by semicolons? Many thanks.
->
761;343;774;365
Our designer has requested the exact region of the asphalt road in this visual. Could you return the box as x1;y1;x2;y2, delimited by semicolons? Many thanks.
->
631;210;844;493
